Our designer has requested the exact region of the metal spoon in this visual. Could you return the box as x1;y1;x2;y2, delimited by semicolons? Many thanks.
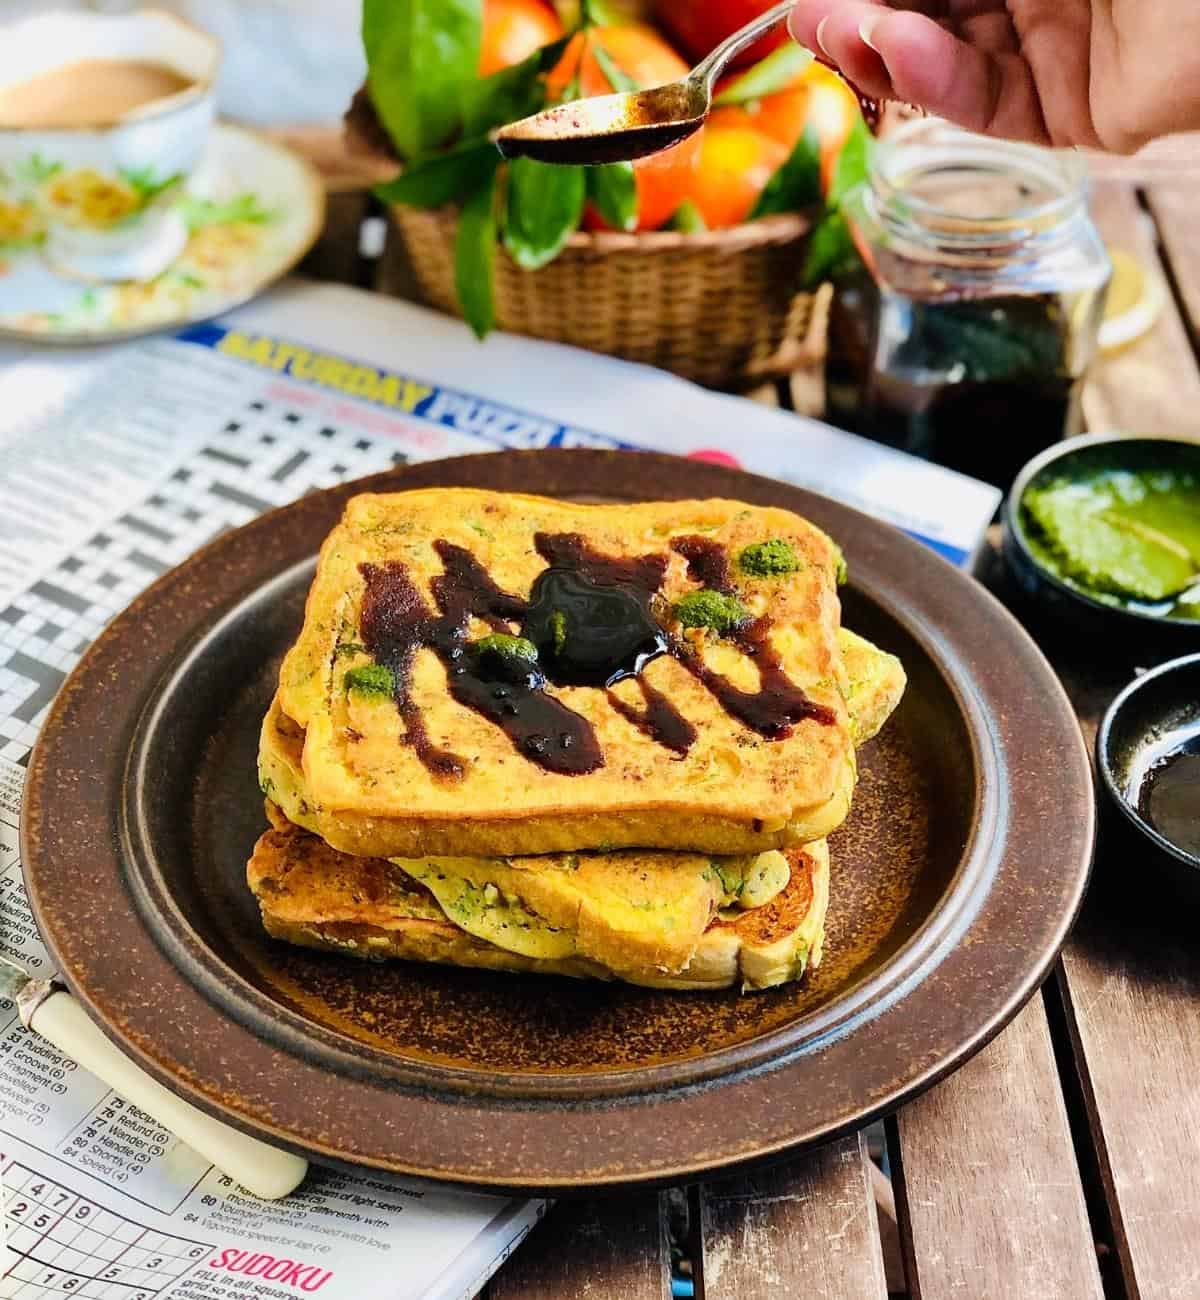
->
492;0;798;165
0;953;308;1199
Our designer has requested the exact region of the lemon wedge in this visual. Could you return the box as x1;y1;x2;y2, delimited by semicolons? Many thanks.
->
1099;248;1166;353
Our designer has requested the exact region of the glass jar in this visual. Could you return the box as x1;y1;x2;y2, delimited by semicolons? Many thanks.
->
826;118;1112;489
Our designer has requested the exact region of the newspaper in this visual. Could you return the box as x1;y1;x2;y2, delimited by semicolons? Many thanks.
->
0;282;1001;1300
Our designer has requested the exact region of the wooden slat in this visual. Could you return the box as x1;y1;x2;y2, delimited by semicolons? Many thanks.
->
488;1194;670;1300
698;1133;888;1299
893;999;1104;1300
262;124;397;193
373;211;428;305
1144;181;1200;339
1083;182;1200;435
1045;621;1200;1300
1058;894;1200;1300
1085;133;1200;185
1052;182;1200;1297
299;191;372;287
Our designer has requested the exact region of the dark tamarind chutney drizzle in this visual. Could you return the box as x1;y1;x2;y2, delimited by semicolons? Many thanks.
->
357;531;833;780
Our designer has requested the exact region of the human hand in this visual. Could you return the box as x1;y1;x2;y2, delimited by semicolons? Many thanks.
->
788;1;1200;153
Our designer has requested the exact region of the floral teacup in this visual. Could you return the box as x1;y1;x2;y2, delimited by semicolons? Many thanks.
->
0;10;219;282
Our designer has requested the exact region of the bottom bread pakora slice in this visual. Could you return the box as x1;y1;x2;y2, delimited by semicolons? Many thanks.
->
247;819;829;992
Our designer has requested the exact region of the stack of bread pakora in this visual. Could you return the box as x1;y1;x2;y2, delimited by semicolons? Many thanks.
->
247;488;906;992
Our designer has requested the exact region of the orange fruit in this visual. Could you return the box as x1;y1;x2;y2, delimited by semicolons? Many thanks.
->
687;121;787;228
730;82;811;152
479;0;563;76
713;63;861;193
583;126;702;232
634;128;701;229
547;23;688;99
800;64;861;191
549;24;694;231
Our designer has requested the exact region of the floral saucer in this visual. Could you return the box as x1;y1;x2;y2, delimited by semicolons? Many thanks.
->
0;124;324;343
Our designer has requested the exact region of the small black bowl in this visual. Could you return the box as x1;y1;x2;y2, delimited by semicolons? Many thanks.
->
1096;653;1200;902
1003;434;1200;648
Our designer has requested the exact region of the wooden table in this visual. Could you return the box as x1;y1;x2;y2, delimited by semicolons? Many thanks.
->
299;141;1200;1300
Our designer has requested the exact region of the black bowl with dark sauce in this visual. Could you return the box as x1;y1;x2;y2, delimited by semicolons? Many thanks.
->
1097;653;1200;903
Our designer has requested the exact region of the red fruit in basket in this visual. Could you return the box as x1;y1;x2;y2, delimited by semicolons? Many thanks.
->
480;0;563;76
654;0;788;70
546;23;688;99
688;119;788;228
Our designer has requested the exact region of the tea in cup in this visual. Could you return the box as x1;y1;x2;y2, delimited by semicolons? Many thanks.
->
0;10;220;282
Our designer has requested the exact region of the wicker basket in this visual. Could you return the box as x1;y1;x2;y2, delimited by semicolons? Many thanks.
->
381;204;831;390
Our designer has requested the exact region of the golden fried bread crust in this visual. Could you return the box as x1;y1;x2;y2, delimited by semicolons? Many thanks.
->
247;821;828;991
277;490;851;856
840;628;907;745
248;826;608;980
261;619;907;857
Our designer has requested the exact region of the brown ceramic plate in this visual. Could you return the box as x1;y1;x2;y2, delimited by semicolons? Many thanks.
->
22;450;1093;1192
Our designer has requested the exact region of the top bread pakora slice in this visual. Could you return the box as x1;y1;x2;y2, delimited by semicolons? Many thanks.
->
279;489;855;858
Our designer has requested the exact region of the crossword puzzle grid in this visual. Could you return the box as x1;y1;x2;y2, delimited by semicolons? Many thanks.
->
1;1162;210;1298
0;387;409;767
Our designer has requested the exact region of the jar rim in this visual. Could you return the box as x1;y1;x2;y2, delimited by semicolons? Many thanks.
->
870;117;1088;242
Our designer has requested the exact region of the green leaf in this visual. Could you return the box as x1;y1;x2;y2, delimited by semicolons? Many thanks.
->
16;154;62;184
795;116;872;284
462;34;572;137
363;0;482;160
713;45;814;106
345;663;396;697
669;200;707;233
751;122;822;217
801;211;859;287
591;41;640;92
178;192;274;231
119;166;184;202
374;140;499;209
828;115;873;207
456;168;499;338
503;158;585;270
586;162;637;232
584;0;634;25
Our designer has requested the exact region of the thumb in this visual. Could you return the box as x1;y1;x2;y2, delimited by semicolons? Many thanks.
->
857;10;1051;144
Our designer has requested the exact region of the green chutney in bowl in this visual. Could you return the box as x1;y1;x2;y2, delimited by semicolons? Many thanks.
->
1004;435;1200;637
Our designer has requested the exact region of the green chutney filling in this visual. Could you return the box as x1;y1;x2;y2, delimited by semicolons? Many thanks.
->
344;663;395;697
471;632;540;664
673;590;748;635
739;538;801;577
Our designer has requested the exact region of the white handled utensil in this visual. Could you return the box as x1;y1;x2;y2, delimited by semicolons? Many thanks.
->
492;0;801;164
0;954;308;1200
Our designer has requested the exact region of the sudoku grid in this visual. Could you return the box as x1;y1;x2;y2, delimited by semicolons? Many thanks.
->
1;1162;211;1298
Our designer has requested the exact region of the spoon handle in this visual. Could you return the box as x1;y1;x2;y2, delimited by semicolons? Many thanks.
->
693;1;798;89
30;990;309;1200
